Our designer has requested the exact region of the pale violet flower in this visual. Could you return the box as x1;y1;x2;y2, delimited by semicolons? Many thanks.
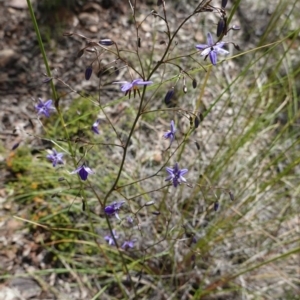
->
165;163;188;188
91;119;100;134
196;32;229;65
35;98;55;117
71;164;93;181
121;240;135;250
163;120;176;146
114;79;153;97
104;201;125;220
46;149;64;167
104;230;118;246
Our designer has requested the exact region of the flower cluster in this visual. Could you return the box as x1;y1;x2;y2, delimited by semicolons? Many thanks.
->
104;229;135;250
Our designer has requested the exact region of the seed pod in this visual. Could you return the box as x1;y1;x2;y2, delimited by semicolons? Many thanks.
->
85;66;93;80
137;37;141;48
82;200;86;211
217;18;225;37
221;0;228;8
194;116;200;128
99;39;114;46
229;191;234;201
195;142;200;150
192;79;197;89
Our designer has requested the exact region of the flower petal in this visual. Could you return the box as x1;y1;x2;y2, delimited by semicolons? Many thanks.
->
195;44;208;50
207;32;214;46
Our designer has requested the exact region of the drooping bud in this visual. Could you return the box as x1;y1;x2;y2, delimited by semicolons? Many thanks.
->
183;85;187;93
42;77;52;83
152;211;160;215
11;143;20;150
214;202;219;211
221;0;228;9
194;116;200;129
164;88;175;107
99;39;114;46
217;18;225;37
232;25;241;30
233;44;241;51
85;66;93;80
192;79;197;89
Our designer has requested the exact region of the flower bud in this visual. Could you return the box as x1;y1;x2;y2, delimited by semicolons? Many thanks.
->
99;39;114;46
214;202;219;211
221;0;228;8
217;18;225;37
11;143;20;150
164;88;174;107
192;79;197;89
85;66;93;80
183;85;187;93
194;116;200;129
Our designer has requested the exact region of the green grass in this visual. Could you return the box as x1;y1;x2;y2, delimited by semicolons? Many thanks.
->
1;0;299;299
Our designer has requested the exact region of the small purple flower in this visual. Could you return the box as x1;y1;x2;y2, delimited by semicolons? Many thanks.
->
91;119;100;134
163;120;176;146
71;164;93;181
104;230;118;246
115;79;153;97
165;163;188;188
121;240;134;250
196;32;229;65
35;98;55;118
46;149;64;167
104;201;125;220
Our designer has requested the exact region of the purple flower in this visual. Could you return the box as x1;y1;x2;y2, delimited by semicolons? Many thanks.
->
195;32;229;65
104;201;125;220
71;164;93;181
104;230;118;246
35;98;55;118
46;149;64;167
91;119;100;134
163;120;176;146
121;240;134;250
165;163;188;188
115;79;153;97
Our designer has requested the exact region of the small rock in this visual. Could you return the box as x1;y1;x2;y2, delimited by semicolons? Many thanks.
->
0;49;18;68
